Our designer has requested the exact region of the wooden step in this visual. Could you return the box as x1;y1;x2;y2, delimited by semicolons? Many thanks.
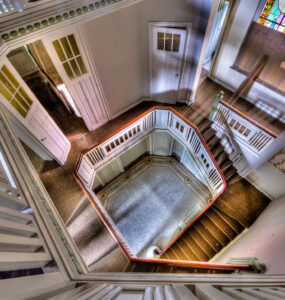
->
175;238;200;261
202;128;217;142
193;221;223;253
215;150;229;165
211;144;225;160
224;167;237;182
214;198;249;228
199;215;230;247
219;158;232;172
190;226;216;258
205;209;237;241
165;243;188;260
212;206;244;234
183;232;210;261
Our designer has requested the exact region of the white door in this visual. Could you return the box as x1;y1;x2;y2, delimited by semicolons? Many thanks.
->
0;57;70;165
151;27;186;103
26;105;71;165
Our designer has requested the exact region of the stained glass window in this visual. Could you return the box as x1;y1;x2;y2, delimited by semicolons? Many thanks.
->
258;0;285;33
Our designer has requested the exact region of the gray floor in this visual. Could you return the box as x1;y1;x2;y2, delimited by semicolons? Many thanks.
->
106;165;204;257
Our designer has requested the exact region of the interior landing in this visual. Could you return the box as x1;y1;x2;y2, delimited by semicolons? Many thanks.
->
97;156;209;258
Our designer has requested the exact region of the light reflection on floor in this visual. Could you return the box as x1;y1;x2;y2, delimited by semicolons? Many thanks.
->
97;156;210;258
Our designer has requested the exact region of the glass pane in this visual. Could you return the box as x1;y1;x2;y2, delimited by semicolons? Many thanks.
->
157;32;164;50
67;34;80;56
0;72;15;94
15;93;29;110
0;82;11;101
11;99;27;117
172;34;180;52
63;62;75;80
60;37;73;59
165;33;172;51
19;87;33;105
52;40;66;62
258;0;285;34
76;56;87;74
1;65;19;88
70;58;81;77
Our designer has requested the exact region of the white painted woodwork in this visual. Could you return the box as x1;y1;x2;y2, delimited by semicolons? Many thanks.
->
0;157;9;185
195;284;235;300
212;102;275;156
0;218;37;236
172;284;199;300
0;206;33;224
240;288;283;300
0;272;74;300
0;251;52;271
0;187;27;211
0;57;71;165
151;26;186;104
0;233;42;252
42;29;110;131
26;105;70;164
79;109;225;197
221;287;259;300
258;287;285;298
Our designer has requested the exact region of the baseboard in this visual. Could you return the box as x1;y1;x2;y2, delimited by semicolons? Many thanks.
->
110;98;148;120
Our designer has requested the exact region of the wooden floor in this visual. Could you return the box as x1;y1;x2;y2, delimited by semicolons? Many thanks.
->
31;75;281;271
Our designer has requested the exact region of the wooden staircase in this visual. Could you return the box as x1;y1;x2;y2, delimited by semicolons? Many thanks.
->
159;108;270;262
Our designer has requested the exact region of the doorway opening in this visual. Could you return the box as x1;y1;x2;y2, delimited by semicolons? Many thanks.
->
203;0;231;72
7;42;88;143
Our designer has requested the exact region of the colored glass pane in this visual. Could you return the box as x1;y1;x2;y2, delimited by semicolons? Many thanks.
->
258;0;285;33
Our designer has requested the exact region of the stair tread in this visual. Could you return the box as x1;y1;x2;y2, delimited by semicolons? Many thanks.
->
175;238;200;261
199;215;230;247
168;243;190;261
193;222;223;253
214;199;250;228
205;209;237;241
212;206;244;234
182;233;210;261
189;227;217;258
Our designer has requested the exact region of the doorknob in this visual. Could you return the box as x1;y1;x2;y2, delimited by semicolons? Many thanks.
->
40;137;46;142
175;73;179;77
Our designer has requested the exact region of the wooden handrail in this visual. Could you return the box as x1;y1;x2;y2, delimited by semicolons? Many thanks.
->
220;100;278;138
72;107;241;272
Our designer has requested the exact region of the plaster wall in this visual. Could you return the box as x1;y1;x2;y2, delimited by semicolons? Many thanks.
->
231;130;285;199
244;131;285;200
80;0;213;116
211;0;285;113
213;195;285;275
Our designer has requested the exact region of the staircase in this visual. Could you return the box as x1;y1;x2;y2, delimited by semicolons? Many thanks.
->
159;108;270;262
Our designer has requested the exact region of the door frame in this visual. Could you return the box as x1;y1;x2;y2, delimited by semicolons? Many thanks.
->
148;22;192;103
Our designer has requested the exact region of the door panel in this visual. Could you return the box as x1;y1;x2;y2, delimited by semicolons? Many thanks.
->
0;57;70;165
151;27;186;103
26;105;70;165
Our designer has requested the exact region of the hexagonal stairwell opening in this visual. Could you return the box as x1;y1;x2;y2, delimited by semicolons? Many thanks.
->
75;107;226;260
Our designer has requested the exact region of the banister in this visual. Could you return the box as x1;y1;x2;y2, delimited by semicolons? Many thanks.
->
73;107;234;272
220;100;278;138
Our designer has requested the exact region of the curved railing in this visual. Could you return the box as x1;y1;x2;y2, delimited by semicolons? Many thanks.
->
74;107;228;263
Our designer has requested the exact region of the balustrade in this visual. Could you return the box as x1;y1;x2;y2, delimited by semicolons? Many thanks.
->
77;107;226;196
212;101;277;156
